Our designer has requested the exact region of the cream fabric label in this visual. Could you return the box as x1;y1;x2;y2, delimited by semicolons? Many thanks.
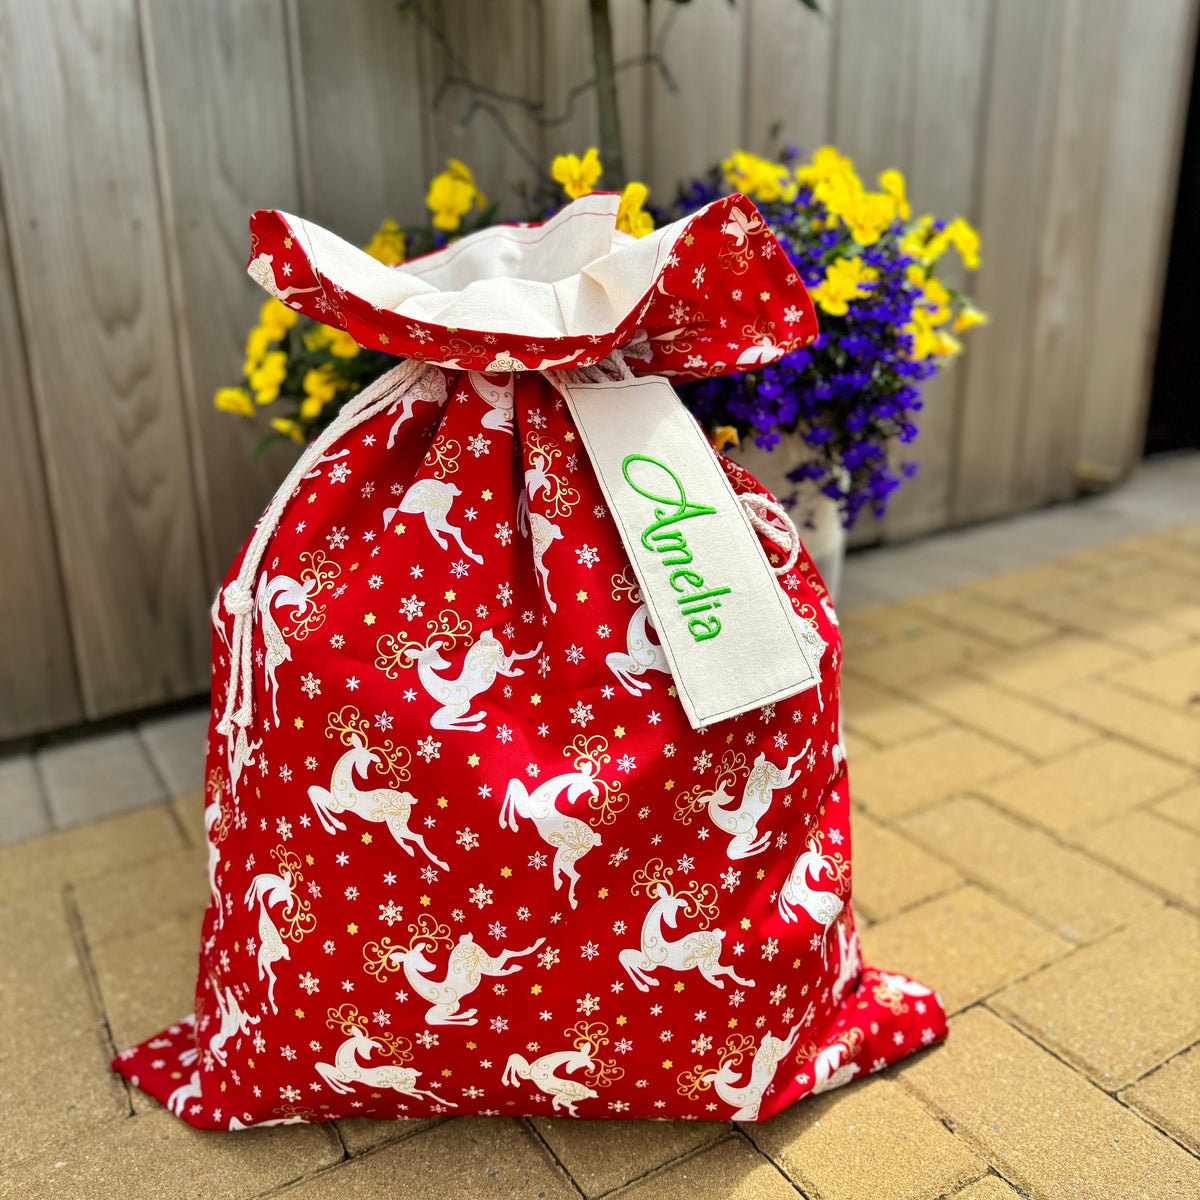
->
562;375;819;728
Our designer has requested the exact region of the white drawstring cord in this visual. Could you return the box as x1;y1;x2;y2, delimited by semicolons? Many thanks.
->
215;358;429;742
737;492;802;576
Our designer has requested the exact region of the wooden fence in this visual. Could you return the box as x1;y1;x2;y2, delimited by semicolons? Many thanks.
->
0;0;1194;739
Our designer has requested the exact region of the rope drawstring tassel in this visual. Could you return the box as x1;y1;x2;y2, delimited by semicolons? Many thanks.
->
214;359;430;751
738;492;802;576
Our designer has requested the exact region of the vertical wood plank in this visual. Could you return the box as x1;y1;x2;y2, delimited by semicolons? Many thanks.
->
744;0;837;156
141;0;301;580
1077;0;1197;474
291;0;427;246
610;0;650;186
0;0;211;718
0;173;83;737
1016;0;1125;505
647;0;745;202
952;0;1064;523
542;0;599;164
879;0;990;539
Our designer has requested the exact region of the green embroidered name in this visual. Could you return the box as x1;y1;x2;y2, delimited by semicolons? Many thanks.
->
621;454;732;643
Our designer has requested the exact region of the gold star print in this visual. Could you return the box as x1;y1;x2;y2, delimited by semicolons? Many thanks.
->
234;942;240;953
530;693;541;706
220;1081;227;1092
305;854;314;866
379;334;389;345
362;832;372;844
668;686;678;698
531;984;542;995
673;981;685;992
294;717;304;729
793;958;802;970
393;522;406;535
420;895;430;906
760;290;770;302
363;613;376;625
597;888;608;899
684;233;695;246
441;1069;452;1077
500;867;513;878
616;1015;627;1026
350;562;359;571
445;589;456;601
481;489;493;501
728;1018;738;1029
613;726;625;738
576;590;588;602
437;796;448;808
740;918;751;930
564;432;575;443
756;869;765;880
467;754;480;767
662;1059;673;1069
664;779;674;790
283;237;293;249
347;923;358;934
725;733;734;744
466;1042;477;1050
295;1008;305;1019
307;493;317;504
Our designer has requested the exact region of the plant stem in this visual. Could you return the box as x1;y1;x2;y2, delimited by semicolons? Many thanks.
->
589;0;626;189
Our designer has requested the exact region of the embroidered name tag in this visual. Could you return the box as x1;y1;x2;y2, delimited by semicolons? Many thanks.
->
562;374;819;728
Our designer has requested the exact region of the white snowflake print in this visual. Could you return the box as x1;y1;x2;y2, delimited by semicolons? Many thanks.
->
761;938;779;961
416;737;441;763
537;946;560;968
329;462;351;484
694;750;713;772
456;828;480;851
528;851;547;870
469;884;493;909
617;754;636;773
577;994;600;1015
497;583;513;605
770;984;787;1005
378;900;403;925
691;1033;713;1055
375;712;393;732
488;922;507;939
329;633;345;649
400;595;425;619
576;544;599;568
720;867;741;892
565;645;585;665
301;673;321;699
495;522;513;547
784;304;806;323
580;942;600;961
276;817;292;840
416;1031;439;1049
467;433;490;457
592;504;607;518
496;724;513;743
451;559;471;578
569;702;593;727
327;526;349;550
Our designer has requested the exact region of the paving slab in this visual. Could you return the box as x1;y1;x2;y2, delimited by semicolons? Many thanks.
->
1121;1045;1200;1156
990;906;1200;1091
898;1007;1200;1200
37;729;165;827
171;789;207;847
750;1075;984;1200
0;804;185;902
840;672;945;747
1045;679;1200;768
73;846;209;948
137;707;211;796
0;752;51;845
610;1134;796;1200
980;739;1192;835
901;796;1162;942
973;634;1135;696
273;1118;575;1198
861;885;1068;1013
1017;591;1189;656
903;674;1096;760
945;1177;1023;1199
906;589;1060;648
532;1115;725;1197
850;728;1028;821
1079;808;1200;911
335;1116;441;1155
849;808;962;923
3;1107;343;1200
1103;642;1200;711
964;561;1093;605
0;894;129;1168
842;627;1001;690
1154;784;1200;833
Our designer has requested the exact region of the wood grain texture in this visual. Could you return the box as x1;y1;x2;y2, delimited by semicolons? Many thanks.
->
744;0;837;156
880;0;990;539
0;173;83;737
952;0;1064;523
0;0;210;718
1076;0;1198;476
141;0;300;582
542;0;600;164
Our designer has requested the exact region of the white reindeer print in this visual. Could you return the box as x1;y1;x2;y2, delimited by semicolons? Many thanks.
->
703;746;810;860
831;917;862;1006
405;630;541;733
502;1043;599;1116
777;837;845;959
244;868;300;1013
307;735;446;868
256;573;316;727
228;1113;309;1130
810;1032;862;1095
389;933;544;1026
387;479;482;563
246;254;319;303
385;367;449;448
499;765;602;908
525;511;562;612
226;725;261;796
702;1025;802;1121
204;783;227;929
789;607;828;711
303;448;349;480
167;1070;202;1117
606;603;671;695
619;872;754;993
468;371;515;434
316;1024;455;1106
208;982;259;1068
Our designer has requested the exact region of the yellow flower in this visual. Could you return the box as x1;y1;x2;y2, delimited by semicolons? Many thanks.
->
327;329;360;358
953;302;989;333
905;263;927;288
363;218;406;266
904;307;962;361
302;324;332;353
722;150;797;203
796;146;856;189
842;190;895;247
426;159;485;233
249;349;288;404
302;363;341;405
899;215;935;260
810;256;879;317
552;148;603;200
713;425;740;453
213;386;255;418
300;395;325;423
615;181;654;238
271;418;307;445
945;217;981;269
259;298;298;339
243;325;273;373
921;277;952;325
878;170;910;221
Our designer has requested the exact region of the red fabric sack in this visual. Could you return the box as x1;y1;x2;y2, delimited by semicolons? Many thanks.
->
113;193;945;1129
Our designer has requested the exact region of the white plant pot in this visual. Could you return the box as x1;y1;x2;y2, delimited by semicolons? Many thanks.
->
726;432;847;603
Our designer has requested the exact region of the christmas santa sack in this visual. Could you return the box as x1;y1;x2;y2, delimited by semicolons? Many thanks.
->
113;192;946;1129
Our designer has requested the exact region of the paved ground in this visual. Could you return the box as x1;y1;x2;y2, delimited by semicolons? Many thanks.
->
2;469;1198;1197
